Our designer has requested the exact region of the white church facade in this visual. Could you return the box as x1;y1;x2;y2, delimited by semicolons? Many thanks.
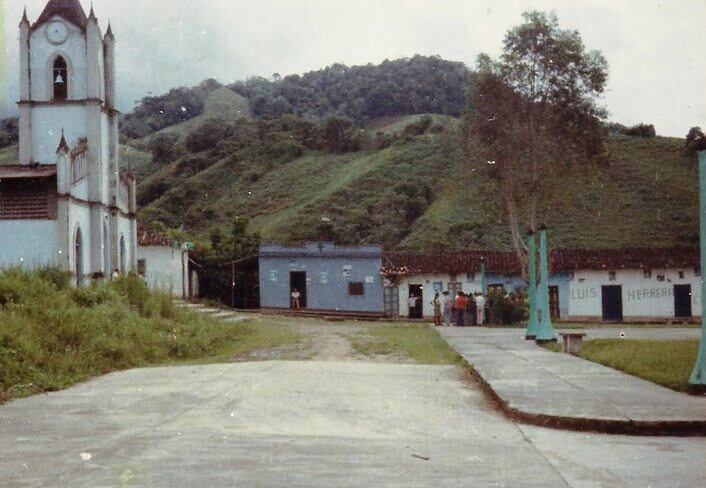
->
0;0;137;283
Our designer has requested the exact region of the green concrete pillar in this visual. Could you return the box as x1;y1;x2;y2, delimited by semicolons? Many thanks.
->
525;232;539;340
535;226;557;343
689;150;706;390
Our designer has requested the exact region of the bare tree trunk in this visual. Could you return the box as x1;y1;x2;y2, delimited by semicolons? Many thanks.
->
504;189;529;279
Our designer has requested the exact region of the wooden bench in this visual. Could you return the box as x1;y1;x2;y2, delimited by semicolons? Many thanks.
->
559;331;587;356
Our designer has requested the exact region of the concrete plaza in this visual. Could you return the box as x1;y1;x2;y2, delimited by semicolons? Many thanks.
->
2;359;705;487
437;326;706;434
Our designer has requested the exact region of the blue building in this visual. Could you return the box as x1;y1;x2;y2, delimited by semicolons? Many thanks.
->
258;243;384;314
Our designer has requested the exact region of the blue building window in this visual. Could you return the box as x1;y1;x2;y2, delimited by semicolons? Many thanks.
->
349;282;364;296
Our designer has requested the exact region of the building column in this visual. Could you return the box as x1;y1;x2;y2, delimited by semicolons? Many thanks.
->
525;232;539;340
56;198;71;272
89;206;103;275
689;149;706;390
535;226;557;343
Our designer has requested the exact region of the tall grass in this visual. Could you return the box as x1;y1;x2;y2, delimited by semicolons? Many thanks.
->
0;269;249;402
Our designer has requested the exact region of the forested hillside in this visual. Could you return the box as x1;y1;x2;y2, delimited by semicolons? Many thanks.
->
0;55;699;252
135;105;698;251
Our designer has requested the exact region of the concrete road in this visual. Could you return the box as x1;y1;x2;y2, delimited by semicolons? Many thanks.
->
1;361;705;487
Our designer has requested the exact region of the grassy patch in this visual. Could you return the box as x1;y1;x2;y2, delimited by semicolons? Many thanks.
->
174;319;301;365
0;269;299;403
353;323;463;365
548;339;699;392
555;322;701;329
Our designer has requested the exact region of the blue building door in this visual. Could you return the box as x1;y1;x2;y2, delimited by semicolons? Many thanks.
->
290;271;307;309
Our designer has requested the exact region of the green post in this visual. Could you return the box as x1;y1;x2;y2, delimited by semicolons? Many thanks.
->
535;226;556;343
689;150;706;390
525;232;539;340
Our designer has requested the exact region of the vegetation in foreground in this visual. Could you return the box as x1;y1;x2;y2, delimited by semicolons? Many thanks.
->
351;323;463;365
0;269;299;403
546;339;699;392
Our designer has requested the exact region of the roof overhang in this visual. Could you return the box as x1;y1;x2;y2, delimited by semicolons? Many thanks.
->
0;165;57;180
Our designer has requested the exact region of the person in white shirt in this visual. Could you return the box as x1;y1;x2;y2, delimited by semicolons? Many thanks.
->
291;289;301;309
441;291;453;326
475;293;486;325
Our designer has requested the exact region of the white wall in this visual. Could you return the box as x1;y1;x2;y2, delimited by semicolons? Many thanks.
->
67;202;91;280
0;221;59;268
30;17;87;101
117;214;135;273
568;268;702;319
137;246;186;296
396;273;485;318
30;105;87;165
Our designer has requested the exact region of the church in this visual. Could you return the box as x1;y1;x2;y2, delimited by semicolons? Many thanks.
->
0;0;137;283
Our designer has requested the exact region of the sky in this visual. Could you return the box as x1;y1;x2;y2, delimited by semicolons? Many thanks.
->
1;0;705;137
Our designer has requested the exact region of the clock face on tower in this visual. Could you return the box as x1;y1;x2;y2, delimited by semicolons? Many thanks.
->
46;21;69;45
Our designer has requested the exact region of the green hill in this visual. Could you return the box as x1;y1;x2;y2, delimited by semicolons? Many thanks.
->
135;88;250;145
136;113;699;250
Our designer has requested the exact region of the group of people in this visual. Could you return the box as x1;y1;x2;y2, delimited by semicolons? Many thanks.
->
431;290;488;327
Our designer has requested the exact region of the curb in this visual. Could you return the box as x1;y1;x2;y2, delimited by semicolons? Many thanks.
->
462;361;706;437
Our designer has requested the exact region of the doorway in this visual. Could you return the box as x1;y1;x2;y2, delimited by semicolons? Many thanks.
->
408;284;423;319
290;271;307;309
601;285;623;322
674;284;692;318
549;286;560;319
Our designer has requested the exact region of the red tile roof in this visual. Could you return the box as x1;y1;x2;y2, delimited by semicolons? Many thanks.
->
382;251;522;277
0;165;57;180
137;225;173;247
382;247;700;277
551;247;700;272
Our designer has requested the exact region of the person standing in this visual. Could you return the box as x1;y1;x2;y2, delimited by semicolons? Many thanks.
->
291;289;301;309
431;292;442;326
455;291;466;327
442;291;453;326
468;293;477;326
475;293;486;325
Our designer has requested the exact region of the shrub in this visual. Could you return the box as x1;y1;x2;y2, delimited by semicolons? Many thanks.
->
622;123;656;138
489;291;528;325
403;115;433;136
0;268;242;403
70;284;119;307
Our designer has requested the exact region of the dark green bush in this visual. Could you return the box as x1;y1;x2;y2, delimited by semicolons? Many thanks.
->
489;291;528;325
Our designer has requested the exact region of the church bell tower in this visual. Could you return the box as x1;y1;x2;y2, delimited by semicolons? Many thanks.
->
19;0;118;201
13;0;136;278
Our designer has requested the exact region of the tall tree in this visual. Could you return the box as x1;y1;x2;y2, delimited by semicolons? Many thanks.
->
465;11;608;274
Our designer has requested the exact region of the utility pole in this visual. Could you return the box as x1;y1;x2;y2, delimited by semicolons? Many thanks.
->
231;262;236;309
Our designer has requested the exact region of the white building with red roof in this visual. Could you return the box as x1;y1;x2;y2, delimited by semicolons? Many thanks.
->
136;226;192;298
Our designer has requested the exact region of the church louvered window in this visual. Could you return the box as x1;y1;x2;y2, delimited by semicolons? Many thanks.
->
0;180;56;220
53;56;68;100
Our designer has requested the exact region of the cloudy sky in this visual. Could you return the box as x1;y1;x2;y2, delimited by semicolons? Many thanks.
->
1;0;704;136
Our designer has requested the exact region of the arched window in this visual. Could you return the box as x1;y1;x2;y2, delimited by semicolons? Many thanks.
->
75;227;83;286
119;235;126;273
53;56;68;100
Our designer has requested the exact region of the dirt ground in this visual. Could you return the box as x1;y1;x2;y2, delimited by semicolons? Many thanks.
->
238;316;416;363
